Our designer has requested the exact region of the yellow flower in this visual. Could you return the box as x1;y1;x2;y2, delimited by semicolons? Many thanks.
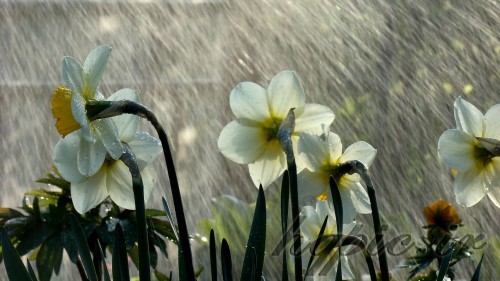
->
217;71;335;188
438;97;500;207
423;199;462;230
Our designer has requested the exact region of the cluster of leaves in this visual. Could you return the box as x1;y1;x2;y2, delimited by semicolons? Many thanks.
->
0;172;177;281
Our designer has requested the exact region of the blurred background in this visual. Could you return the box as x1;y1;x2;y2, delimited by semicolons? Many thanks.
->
0;0;498;279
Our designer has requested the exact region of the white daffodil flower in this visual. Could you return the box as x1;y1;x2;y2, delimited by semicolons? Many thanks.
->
52;45;124;177
217;70;335;188
438;97;500;207
54;90;162;214
300;200;355;280
297;131;377;222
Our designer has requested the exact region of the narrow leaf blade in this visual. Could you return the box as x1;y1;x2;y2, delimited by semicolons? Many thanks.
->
69;214;98;281
1;228;33;281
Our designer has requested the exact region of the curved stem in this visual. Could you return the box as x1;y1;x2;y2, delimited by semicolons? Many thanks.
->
120;143;150;281
89;100;196;280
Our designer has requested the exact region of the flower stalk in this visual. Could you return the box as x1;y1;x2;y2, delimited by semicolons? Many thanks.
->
87;99;196;280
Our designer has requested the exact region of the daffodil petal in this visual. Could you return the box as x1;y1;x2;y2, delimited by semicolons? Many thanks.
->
77;138;106;176
83;45;111;96
326;132;343;164
94;119;123;160
106;161;135;209
340;256;355;280
339;141;377;167
71;85;89;128
342;180;371;214
294;103;335;134
108;88;140;142
62;56;84;96
438;129;476;172
486;158;500;207
267;70;306;119
53;131;86;183
297;170;328;204
71;168;108;214
230;82;270;122
248;140;286;188
218;120;267;164
484;103;500;140
128;132;162;170
454;168;487;207
298;132;329;172
300;205;321;241
454;96;483;136
336;185;358;223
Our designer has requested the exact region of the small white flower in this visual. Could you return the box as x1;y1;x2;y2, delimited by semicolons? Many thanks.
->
217;70;335;188
300;200;356;280
438;96;500;207
297;131;377;222
55;45;124;177
54;90;162;214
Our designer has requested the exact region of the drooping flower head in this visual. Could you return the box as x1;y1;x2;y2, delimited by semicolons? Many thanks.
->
423;199;462;245
52;46;124;177
438;97;500;207
218;70;335;188
300;200;355;280
297;131;377;222
54;90;162;214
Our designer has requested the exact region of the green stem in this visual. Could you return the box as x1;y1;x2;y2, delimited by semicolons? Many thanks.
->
120;143;150;281
347;160;390;281
89;100;196;280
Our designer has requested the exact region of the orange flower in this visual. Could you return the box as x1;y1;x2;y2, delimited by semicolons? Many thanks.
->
424;200;462;230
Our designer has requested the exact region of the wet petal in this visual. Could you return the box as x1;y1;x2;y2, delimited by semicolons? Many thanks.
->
454;97;483;136
94;119;123;160
267;70;306;119
53;131;86;183
218;120;267;164
486;159;500;207
335;184;358;223
484;103;500;140
83;45;111;96
128;132;162;169
62;56;84;96
294;103;335;134
298;133;329;172
339;141;377;167
77;138;106;176
71;87;89;128
106;161;134;210
342;180;371;214
326;132;343;164
230;82;270;122
108;88;140;142
438;129;476;172
248;140;286;188
71;168;108;214
300;205;321;241
297;170;328;204
454;168;487;207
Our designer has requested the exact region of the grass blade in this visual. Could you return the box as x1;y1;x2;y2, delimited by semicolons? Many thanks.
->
162;197;180;242
69;214;98;281
210;229;217;281
304;215;328;277
436;244;454;281
240;186;266;281
112;224;130;281
1;228;33;281
97;240;111;281
27;260;38;281
470;253;484;281
221;239;233;281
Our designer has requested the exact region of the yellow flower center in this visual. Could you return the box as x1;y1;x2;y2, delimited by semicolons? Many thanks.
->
51;86;82;137
262;118;283;142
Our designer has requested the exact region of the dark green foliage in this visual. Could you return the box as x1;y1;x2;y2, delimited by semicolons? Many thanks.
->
471;253;484;281
1;228;34;281
221;239;233;281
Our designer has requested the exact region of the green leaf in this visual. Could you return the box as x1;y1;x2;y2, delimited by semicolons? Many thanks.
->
161;197;179;243
329;177;343;281
36;173;70;191
240;186;266;281
97;240;111;281
470;253;484;281
221;239;233;281
0;208;24;220
113;224;130;281
36;234;63;281
210;229;217;281
148;217;177;243
27;260;37;281
146;209;168;217
16;224;55;256
436;244;454;281
1;228;33;281
154;270;171;281
62;228;79;263
69;214;98;281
